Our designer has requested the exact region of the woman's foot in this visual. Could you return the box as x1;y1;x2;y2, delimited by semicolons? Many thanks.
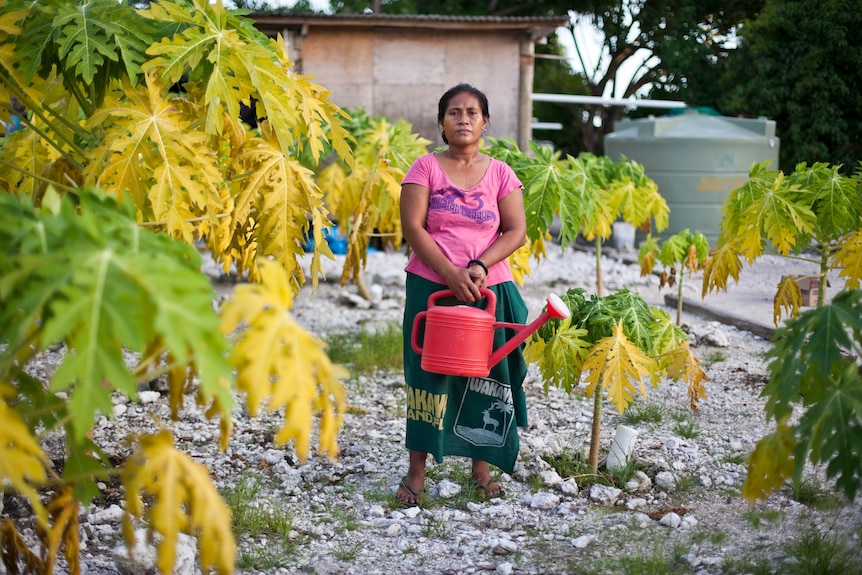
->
470;460;504;499
470;476;505;499
396;475;425;506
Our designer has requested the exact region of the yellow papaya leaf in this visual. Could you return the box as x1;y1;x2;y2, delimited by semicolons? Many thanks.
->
684;244;699;274
508;240;532;286
639;249;655;278
702;241;744;297
581;321;657;413
38;486;80;575
834;228;862;290
219;258;348;461
530;232;548;262
774;275;802;325
523;336;546;365
742;418;797;504
0;399;49;527
665;340;709;410
1;518;44;575
123;430;236;575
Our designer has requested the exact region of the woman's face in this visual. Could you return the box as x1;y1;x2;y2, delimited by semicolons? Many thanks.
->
441;92;487;146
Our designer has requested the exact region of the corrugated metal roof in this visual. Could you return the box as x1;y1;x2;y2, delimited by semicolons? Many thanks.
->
250;12;569;34
250;12;569;25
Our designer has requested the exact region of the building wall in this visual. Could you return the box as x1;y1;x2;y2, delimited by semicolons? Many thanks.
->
292;26;522;148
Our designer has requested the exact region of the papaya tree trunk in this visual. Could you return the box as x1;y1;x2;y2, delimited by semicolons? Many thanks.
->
588;376;603;473
676;266;685;326
818;247;829;307
595;237;604;297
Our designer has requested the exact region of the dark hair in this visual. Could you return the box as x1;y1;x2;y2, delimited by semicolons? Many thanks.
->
437;83;490;144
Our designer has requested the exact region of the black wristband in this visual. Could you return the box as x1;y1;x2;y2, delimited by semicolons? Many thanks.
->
467;259;488;275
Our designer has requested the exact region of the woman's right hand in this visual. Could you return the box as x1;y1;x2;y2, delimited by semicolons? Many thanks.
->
444;266;485;303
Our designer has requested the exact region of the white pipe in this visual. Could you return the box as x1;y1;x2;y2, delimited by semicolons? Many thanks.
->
531;122;564;130
532;93;687;109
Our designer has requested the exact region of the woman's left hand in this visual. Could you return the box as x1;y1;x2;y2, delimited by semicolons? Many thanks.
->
467;263;487;289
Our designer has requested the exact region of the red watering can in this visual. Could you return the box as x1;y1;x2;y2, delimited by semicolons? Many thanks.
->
411;288;570;377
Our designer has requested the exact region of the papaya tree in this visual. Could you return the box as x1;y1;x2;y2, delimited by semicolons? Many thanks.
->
638;229;711;325
315;107;431;297
525;288;708;473
701;161;862;504
703;160;862;325
485;138;669;296
743;289;862;503
0;0;355;573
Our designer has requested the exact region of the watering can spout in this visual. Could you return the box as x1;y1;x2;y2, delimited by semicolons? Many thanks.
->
487;293;570;371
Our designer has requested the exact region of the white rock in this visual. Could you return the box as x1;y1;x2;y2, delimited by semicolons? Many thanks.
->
571;534;596;548
588;484;622;505
89;504;124;525
655;471;677;491
496;561;514;575
559;478;579;495
540;470;563;486
434;479;462;498
137;391;160;404
659;512;682;528
262;449;284;465
529;492;560;509
112;529;196;575
624;471;652;492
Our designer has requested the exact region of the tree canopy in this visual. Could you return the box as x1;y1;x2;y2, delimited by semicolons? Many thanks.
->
719;0;862;172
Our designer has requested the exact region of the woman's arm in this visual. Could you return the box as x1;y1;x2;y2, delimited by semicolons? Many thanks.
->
471;187;527;269
400;182;484;302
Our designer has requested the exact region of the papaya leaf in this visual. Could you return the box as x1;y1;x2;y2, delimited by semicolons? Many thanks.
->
835;228;862;290
582;321;657;414
791;162;861;241
793;366;862;501
637;235;660;277
1;189;234;441
219;258;348;461
765;290;862;419
742;417;797;504
0;398;49;526
514;143;566;244
702;240;744;297
123;430;236;575
665;340;709;410
508;240;532;287
524;319;590;394
773;274;802;326
1;518;44;575
38;486;81;575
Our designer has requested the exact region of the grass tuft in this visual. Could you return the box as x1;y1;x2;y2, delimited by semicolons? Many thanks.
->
325;322;403;376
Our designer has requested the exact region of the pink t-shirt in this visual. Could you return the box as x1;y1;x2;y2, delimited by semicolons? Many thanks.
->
402;152;523;286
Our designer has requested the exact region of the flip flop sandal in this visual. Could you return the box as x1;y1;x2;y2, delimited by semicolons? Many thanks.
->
473;478;505;500
396;476;425;507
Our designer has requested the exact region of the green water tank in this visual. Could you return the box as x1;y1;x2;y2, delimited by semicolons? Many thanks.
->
604;110;779;245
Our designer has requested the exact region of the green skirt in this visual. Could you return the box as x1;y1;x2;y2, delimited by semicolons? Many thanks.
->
402;273;528;474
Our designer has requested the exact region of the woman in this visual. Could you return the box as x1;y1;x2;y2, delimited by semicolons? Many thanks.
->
398;83;528;506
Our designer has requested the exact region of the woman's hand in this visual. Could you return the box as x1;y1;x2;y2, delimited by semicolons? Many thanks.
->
467;261;488;289
443;266;486;303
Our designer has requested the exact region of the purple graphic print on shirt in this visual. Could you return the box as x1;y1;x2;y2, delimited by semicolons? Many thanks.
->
429;186;497;224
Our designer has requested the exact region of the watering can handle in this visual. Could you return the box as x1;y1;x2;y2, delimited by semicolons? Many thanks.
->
411;310;427;355
426;287;496;313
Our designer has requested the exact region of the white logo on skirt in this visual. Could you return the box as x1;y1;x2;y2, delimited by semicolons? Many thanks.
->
453;376;513;447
